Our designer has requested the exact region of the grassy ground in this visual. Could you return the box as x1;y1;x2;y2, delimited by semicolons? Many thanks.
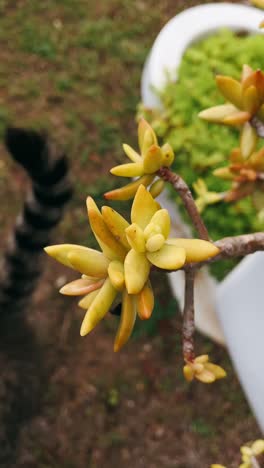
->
0;1;260;467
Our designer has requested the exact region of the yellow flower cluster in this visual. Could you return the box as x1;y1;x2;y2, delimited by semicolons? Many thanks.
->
183;355;226;384
104;119;174;200
199;66;264;159
211;439;264;468
45;186;219;352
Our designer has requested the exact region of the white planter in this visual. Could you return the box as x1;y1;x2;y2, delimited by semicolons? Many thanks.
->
141;3;264;433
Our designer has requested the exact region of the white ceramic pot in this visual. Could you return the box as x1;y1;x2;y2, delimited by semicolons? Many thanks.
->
141;3;264;433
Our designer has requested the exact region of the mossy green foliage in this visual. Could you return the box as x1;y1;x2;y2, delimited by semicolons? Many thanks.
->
140;30;264;279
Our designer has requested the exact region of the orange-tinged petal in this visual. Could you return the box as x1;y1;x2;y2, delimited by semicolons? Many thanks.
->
60;278;104;296
136;280;154;320
114;291;136;352
216;75;242;108
147;244;186;270
104;174;155;201
223;111;250;126
198;104;239;123
242;85;259;114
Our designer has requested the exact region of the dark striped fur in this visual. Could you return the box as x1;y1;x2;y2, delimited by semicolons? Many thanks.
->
0;127;72;317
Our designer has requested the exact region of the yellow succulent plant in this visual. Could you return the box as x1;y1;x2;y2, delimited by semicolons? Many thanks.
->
183;354;226;384
104;118;173;200
45;185;220;352
239;439;264;468
193;179;225;213
199;66;264;158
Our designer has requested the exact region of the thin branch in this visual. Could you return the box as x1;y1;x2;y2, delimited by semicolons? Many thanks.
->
182;269;195;362
158;167;210;241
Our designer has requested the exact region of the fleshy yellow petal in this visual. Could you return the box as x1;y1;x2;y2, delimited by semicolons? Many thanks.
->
166;238;220;262
198;104;239;122
161;143;175;167
195;355;209;364
44;244;92;269
131;184;158;229
122;143;142;163
149;179;165;198
147;244;186;270
240;122;258;159
242;85;259;114
146;233;165;252
213;167;234;180
60;278;104;296
110;162;144;177
108;260;125;291
136;280;154;320
101;206;130;249
149;209;171;239
124;249;150;294
223;111;250;126
216;75;242;108
67;248;109;277
183;365;194;382
195;369;216;383
138;118;157;154
78;289;100;310
114;290;136;352
104;174;155;201
204;363;227;380
87;198;127;260
251;439;264;455
143;144;163;174
125;223;146;253
80;278;117;336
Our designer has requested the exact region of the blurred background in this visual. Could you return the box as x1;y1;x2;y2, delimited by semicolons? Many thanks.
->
0;1;260;467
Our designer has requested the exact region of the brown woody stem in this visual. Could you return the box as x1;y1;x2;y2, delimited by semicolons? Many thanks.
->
182;269;195;362
158;167;210;241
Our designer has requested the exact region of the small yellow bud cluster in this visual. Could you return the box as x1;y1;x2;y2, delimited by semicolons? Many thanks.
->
199;66;264;159
104;119;174;200
193;179;225;213
240;439;264;468
183;355;226;384
211;439;264;468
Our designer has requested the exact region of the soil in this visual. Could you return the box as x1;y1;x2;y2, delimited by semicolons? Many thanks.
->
0;1;260;468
